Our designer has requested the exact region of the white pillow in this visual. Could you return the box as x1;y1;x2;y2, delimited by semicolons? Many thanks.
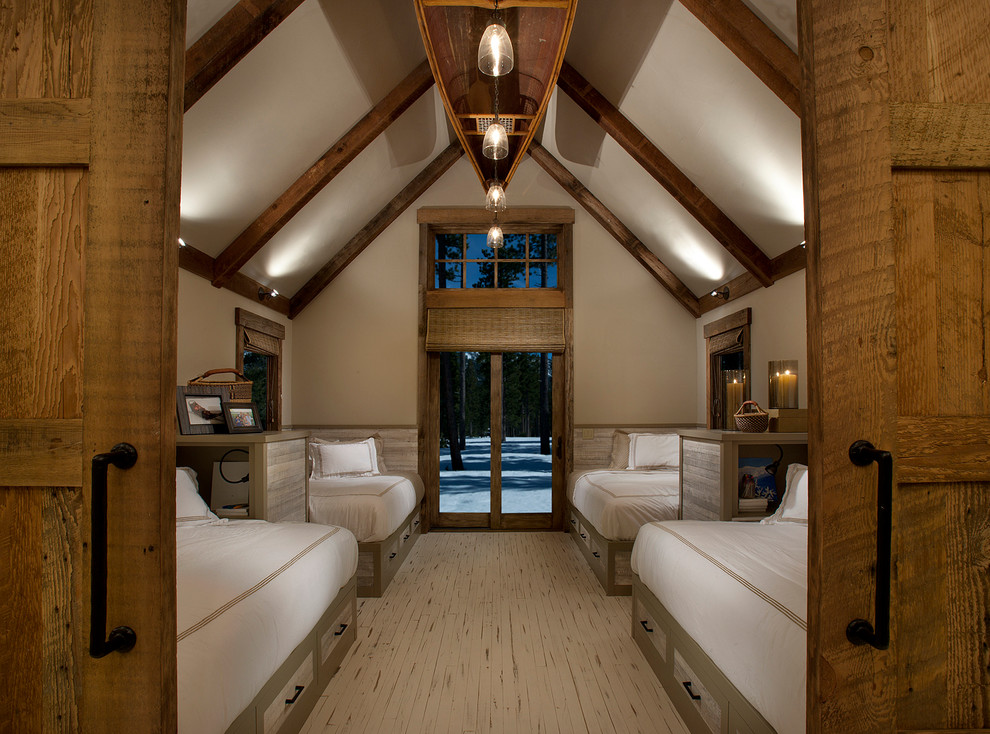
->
312;437;380;478
761;463;808;524
627;433;679;469
176;467;220;525
311;435;387;475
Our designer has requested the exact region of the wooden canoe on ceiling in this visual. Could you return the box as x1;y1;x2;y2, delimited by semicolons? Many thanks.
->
414;0;579;193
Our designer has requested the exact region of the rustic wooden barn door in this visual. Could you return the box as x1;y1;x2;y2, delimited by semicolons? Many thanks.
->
802;1;990;731
0;1;184;732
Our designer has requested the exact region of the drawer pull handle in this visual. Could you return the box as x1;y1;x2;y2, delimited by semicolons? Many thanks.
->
640;620;653;633
580;533;587;539
403;534;410;541
570;518;577;526
389;552;397;559
592;551;600;558
682;681;701;701
414;519;420;526
333;623;348;637
285;685;304;705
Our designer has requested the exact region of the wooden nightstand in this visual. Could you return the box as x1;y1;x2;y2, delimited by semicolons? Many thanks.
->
678;429;808;521
176;430;309;522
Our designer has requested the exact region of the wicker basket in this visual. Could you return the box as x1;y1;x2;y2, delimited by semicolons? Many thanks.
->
187;369;252;402
734;400;769;432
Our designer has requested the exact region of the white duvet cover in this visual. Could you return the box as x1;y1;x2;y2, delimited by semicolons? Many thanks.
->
308;471;424;543
177;520;358;734
631;521;807;734
568;469;680;540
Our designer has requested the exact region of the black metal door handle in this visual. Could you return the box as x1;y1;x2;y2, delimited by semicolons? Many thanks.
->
846;439;892;650
682;681;701;701
90;443;138;658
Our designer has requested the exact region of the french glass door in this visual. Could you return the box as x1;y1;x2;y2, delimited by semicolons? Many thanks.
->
437;351;555;529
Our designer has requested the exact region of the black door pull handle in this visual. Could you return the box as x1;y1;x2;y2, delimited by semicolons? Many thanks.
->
333;623;348;636
640;620;653;633
846;440;893;650
90;443;138;658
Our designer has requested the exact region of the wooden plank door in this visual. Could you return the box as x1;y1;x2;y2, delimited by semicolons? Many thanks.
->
802;0;990;731
0;0;184;731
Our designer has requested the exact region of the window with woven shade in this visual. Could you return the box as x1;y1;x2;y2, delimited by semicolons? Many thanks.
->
235;308;285;431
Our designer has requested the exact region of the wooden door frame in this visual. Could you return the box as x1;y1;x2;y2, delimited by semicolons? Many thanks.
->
416;208;574;532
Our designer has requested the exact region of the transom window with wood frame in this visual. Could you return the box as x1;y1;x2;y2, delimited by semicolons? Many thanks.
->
418;208;574;533
435;232;558;288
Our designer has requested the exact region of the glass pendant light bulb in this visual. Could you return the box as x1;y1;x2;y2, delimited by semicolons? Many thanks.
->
487;224;504;250
485;182;506;212
478;20;513;77
482;120;508;160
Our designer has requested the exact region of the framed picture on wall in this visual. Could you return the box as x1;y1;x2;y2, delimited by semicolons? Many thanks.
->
176;386;229;435
223;401;263;433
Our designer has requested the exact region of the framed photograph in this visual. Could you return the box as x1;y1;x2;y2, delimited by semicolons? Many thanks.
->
176;386;229;435
223;401;263;434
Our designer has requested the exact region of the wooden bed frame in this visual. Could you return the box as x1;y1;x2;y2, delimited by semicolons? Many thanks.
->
356;502;423;597
225;575;357;734
631;574;777;734
565;502;633;596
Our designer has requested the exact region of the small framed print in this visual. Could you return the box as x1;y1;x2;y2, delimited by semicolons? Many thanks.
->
176;386;229;435
223;401;263;434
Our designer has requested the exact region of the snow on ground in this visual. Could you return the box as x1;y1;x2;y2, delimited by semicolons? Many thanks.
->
439;436;552;513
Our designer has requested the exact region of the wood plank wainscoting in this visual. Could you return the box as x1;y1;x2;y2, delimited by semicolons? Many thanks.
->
300;532;689;734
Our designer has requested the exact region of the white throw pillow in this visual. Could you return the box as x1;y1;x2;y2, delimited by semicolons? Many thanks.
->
627;433;679;469
761;463;808;524
176;467;220;525
312;437;380;478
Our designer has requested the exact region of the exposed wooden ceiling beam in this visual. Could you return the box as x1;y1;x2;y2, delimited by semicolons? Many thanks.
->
698;244;806;314
557;62;775;288
678;0;800;115
185;0;306;113
211;60;436;288
179;244;291;316
528;143;701;318
289;143;464;319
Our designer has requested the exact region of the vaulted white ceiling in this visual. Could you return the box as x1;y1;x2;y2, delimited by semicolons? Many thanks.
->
179;0;802;305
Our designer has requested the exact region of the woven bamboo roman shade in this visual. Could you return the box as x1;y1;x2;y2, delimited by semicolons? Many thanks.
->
426;308;565;352
244;329;280;355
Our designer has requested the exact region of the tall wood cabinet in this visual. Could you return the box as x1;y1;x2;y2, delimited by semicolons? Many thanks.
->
678;429;808;521
176;430;309;522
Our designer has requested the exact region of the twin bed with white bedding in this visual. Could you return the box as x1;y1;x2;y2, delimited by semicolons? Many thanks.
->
630;462;810;734
306;436;425;596
567;431;682;595
176;468;358;734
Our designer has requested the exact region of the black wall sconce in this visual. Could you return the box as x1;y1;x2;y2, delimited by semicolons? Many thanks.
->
710;286;730;300
258;286;279;301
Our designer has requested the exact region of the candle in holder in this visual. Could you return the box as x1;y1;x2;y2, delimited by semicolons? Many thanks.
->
768;360;799;409
723;369;748;427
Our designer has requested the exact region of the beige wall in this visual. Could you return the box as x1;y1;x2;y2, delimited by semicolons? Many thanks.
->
177;269;294;425
696;270;808;423
289;156;701;426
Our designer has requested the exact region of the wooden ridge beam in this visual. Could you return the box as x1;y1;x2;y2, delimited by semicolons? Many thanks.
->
557;62;774;288
289;143;463;319
179;244;291;316
211;60;436;288
528;142;701;318
697;244;806;314
185;0;306;112
678;0;800;115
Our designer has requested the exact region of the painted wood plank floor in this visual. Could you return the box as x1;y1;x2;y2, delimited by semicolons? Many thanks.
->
301;532;689;734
